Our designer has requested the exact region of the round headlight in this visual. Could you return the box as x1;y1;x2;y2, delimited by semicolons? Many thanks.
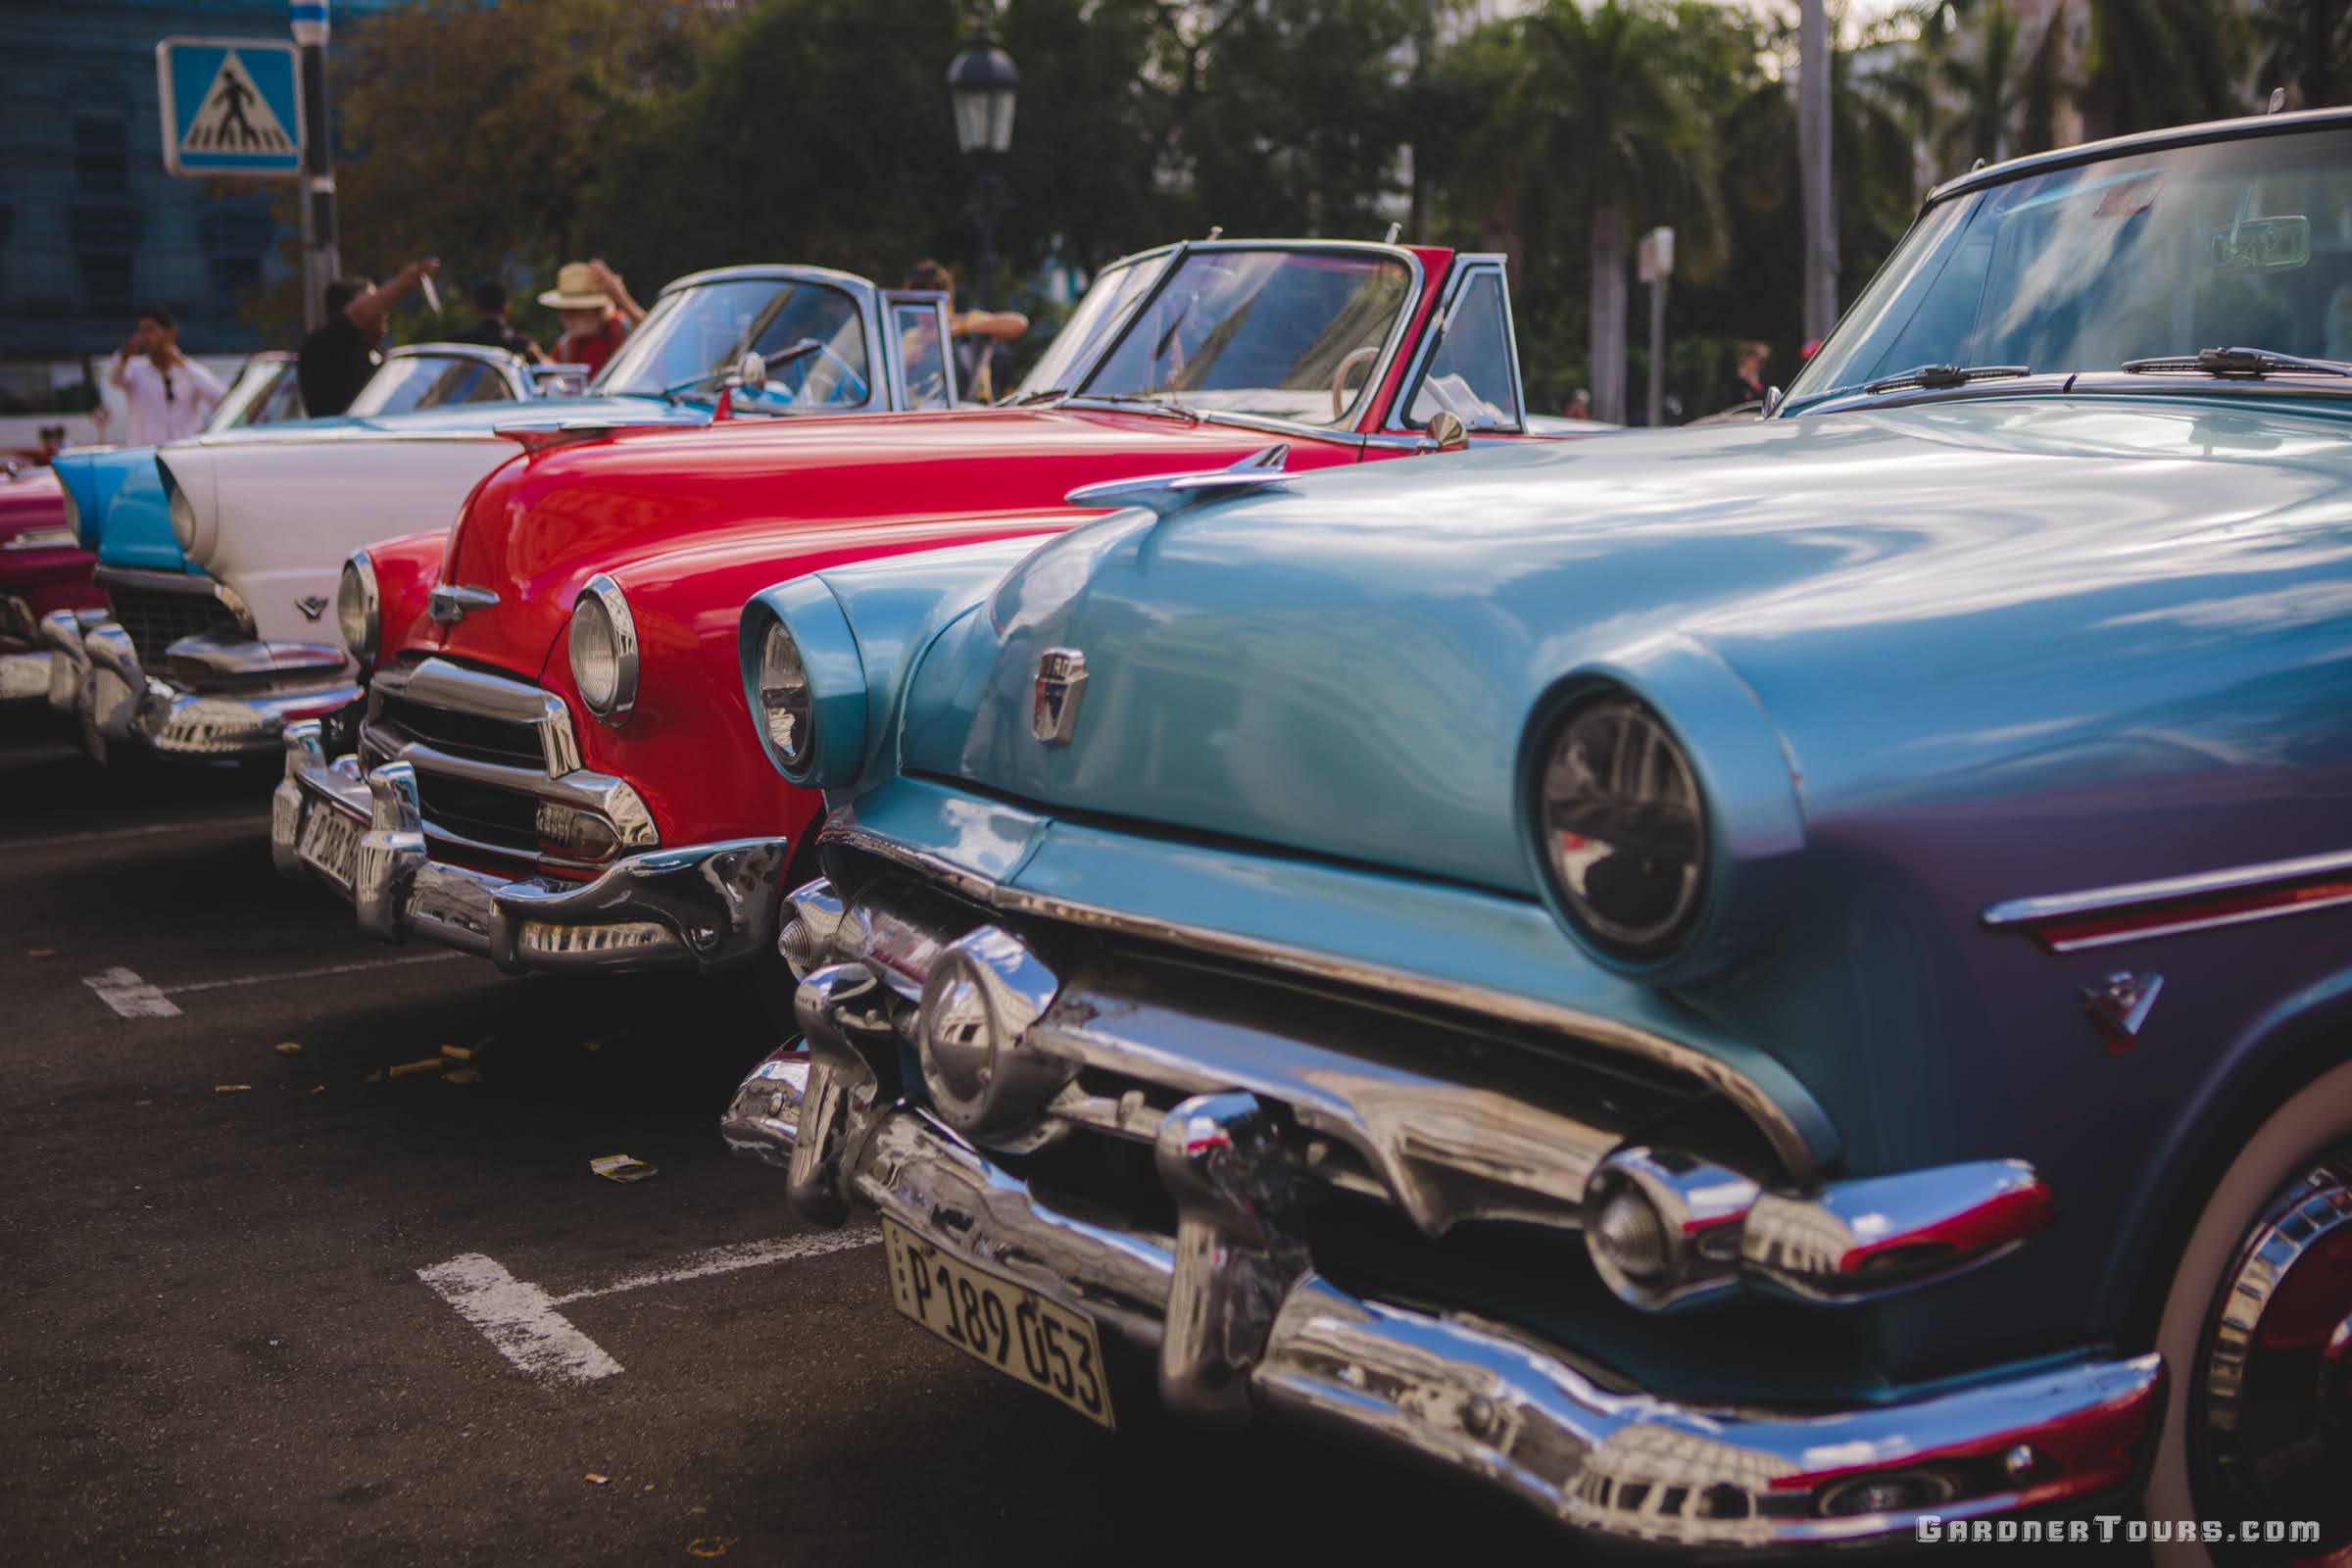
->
337;552;379;663
759;620;813;768
568;575;638;722
169;481;197;551
1539;696;1706;956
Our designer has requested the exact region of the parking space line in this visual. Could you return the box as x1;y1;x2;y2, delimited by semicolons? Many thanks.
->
2;816;270;852
160;951;465;996
418;1253;625;1385
549;1230;881;1304
421;1230;879;1385
82;967;184;1019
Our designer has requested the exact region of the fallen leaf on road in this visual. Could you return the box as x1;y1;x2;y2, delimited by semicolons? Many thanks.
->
440;1044;472;1061
215;1084;252;1094
687;1538;736;1558
364;1070;382;1084
584;1473;609;1486
589;1154;657;1184
387;1057;444;1079
310;1085;326;1096
273;1041;305;1056
26;948;57;958
444;1068;480;1085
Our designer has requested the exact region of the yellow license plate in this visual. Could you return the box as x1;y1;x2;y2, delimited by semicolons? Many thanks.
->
880;1215;1114;1429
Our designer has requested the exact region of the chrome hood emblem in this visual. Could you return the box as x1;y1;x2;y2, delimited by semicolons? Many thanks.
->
294;594;328;621
427;584;500;627
1031;648;1088;747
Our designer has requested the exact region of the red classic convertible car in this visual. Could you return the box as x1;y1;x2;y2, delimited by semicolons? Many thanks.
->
270;238;1570;976
1;463;105;704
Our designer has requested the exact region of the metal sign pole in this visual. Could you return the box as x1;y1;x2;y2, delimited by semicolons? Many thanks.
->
292;0;336;332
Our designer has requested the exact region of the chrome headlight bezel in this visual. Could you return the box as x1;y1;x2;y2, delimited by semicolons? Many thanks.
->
1526;686;1710;964
568;574;640;724
737;578;868;788
337;551;379;663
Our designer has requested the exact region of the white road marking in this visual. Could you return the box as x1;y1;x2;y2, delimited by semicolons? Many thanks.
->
1;816;270;852
417;1253;624;1385
160;951;465;996
420;1230;879;1385
550;1229;880;1304
82;966;183;1019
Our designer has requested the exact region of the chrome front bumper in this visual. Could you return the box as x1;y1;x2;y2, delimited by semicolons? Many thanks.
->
725;865;2167;1550
37;610;360;760
270;722;789;974
745;1060;2161;1551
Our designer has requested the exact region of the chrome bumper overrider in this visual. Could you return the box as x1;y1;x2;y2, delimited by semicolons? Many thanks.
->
270;721;788;973
37;610;359;760
724;868;2168;1548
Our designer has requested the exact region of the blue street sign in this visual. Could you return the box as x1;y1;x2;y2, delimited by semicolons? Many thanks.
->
155;37;305;177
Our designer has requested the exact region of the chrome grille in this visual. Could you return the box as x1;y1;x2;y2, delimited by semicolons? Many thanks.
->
105;581;240;667
358;656;652;871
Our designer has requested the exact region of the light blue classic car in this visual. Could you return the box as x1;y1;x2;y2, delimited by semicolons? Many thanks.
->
43;266;956;764
721;109;2352;1557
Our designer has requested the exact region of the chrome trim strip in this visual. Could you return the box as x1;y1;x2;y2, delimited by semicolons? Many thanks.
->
819;818;1819;1174
1982;847;2352;951
364;734;657;849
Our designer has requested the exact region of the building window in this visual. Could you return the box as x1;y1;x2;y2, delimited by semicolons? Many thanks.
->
74;120;128;190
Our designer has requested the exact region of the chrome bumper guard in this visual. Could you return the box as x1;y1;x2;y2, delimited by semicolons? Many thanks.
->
270;721;788;974
37;611;359;760
724;873;2167;1548
743;1053;2161;1550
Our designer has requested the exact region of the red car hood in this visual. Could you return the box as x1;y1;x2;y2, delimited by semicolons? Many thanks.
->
430;406;1365;678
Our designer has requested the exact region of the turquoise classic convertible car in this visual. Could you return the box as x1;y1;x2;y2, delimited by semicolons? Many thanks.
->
723;108;2352;1558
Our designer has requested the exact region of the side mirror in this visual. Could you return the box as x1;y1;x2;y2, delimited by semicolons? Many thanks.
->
1427;411;1469;452
738;352;768;393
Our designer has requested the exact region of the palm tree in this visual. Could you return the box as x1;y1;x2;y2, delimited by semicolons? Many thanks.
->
1509;0;1719;422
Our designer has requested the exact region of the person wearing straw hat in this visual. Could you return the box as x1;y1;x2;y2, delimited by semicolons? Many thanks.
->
540;259;645;378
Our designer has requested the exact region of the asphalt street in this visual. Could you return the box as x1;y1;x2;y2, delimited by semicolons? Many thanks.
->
0;708;1583;1568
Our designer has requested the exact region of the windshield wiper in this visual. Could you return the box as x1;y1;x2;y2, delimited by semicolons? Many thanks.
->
1065;392;1201;423
1861;363;2033;395
2120;346;2352;379
1004;387;1068;406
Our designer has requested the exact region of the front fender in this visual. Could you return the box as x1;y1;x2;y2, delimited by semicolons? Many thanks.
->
739;535;1053;793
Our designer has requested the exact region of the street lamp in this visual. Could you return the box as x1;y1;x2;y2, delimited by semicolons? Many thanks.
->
946;24;1017;310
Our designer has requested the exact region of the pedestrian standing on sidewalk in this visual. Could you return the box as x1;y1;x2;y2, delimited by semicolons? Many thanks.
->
108;306;225;445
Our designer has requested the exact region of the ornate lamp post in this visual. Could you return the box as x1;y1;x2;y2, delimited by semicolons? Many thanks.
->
946;24;1018;310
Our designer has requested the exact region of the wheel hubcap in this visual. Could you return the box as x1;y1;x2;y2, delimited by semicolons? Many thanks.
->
2195;1152;2352;1540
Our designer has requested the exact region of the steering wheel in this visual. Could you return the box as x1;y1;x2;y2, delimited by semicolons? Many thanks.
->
1331;347;1381;420
755;339;871;406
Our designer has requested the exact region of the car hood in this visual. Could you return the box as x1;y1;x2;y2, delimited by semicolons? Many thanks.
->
177;391;704;448
432;407;1335;679
898;394;2352;896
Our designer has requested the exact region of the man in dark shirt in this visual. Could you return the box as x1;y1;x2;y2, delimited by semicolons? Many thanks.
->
297;258;439;416
446;281;544;362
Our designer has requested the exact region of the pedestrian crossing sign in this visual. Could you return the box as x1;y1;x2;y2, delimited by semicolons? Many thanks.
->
156;37;305;177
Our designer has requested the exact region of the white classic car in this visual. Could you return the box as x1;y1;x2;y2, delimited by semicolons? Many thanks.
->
48;266;956;763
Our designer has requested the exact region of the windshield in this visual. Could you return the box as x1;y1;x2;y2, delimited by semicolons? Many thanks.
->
1790;125;2352;408
1076;248;1414;425
594;276;871;409
1015;258;1155;399
346;353;516;416
205;357;302;431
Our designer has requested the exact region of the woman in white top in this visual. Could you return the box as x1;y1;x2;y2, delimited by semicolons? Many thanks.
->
109;306;226;446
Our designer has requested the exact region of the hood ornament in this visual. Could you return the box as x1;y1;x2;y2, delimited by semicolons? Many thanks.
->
1064;444;1290;518
294;594;328;621
1031;648;1088;747
2083;970;2163;1053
